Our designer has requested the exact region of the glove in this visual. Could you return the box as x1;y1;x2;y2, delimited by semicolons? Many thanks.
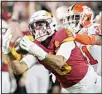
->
2;28;12;54
20;36;47;60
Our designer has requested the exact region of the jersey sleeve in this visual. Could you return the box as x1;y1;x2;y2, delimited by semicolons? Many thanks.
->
54;28;69;43
54;28;74;49
75;34;96;45
56;41;75;60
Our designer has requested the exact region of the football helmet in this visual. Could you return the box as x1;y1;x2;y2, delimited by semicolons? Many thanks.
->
29;10;57;42
63;4;94;33
56;6;69;28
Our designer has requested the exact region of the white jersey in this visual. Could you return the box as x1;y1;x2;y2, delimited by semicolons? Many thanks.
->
77;23;101;75
79;23;101;35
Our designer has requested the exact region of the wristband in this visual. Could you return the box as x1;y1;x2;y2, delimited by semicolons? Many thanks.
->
20;54;37;68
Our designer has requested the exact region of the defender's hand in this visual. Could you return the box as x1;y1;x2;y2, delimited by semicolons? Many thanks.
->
2;28;12;54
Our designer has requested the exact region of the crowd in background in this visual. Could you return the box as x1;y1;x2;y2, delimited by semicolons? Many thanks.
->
1;1;102;94
1;1;102;21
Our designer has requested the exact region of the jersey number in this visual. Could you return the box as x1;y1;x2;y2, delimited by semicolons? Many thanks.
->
94;26;100;34
82;46;98;65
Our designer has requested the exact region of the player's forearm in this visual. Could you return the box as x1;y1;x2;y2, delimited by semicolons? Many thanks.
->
10;54;37;74
42;54;67;69
75;34;102;45
8;65;15;78
75;34;93;45
42;54;72;75
3;53;26;75
11;60;28;75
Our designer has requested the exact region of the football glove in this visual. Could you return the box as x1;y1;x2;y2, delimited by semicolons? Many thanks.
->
2;28;12;54
20;36;47;60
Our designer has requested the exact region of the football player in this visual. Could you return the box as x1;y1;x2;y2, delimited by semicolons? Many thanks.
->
56;4;102;75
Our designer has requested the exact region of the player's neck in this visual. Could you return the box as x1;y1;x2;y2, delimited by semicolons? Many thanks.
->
41;35;53;48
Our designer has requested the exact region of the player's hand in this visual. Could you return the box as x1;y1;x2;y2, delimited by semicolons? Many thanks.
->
2;28;12;54
20;36;47;60
94;12;101;25
19;36;34;52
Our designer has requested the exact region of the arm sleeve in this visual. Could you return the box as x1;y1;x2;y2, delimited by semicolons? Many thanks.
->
75;34;96;45
56;41;75;60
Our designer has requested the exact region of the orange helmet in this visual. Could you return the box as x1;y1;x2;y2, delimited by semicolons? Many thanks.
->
65;4;94;33
72;4;93;26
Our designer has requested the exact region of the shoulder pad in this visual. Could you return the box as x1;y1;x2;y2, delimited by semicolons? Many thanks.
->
54;28;68;42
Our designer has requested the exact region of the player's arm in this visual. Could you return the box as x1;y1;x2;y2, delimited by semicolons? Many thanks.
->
20;36;74;75
19;36;65;69
42;41;74;69
9;54;37;75
75;34;102;45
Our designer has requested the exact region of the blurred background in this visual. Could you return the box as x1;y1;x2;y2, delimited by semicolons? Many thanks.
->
1;1;102;22
1;1;102;94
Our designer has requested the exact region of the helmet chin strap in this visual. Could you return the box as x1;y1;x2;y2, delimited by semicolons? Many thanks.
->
41;35;53;48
